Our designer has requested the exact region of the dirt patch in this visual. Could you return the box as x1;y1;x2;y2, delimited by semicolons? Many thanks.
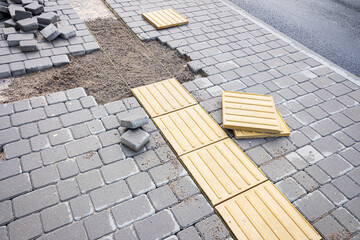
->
1;17;196;105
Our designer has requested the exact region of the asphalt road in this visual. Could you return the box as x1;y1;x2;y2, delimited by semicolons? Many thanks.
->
228;0;360;77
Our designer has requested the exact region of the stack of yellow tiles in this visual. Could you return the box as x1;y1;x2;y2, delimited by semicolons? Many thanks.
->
222;91;291;139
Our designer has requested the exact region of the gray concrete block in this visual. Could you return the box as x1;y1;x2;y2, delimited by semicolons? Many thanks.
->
260;157;296;182
101;115;120;130
49;128;73;146
177;226;201;240
293;171;319;192
51;54;70;67
98;129;121;147
13;185;59;218
133;150;160;171
0;226;7;240
70;123;90;139
75;151;102;173
40;145;67;165
24;57;53;72
65;87;86;100
285;152;308;170
120;114;149;129
313;215;349;240
13;99;30;112
333;175;360;199
101;158;138;184
195;214;230;240
38;117;62;133
76;169;104;193
340;148;360;167
122;97;140;110
30;134;50;151
0;200;13;225
0;63;12;78
318;154;353;178
121;129;150;152
20;152;42;172
0;127;21;150
69;195;94;220
29;96;47;108
3;139;31;159
38;222;88;240
296;145;324;164
10;107;45;126
171;194;213;228
45;91;67;105
68;44;85;56
90;106;108;119
98;144;125;164
30;164;59;189
7;33;34;46
84;210;116;240
333;207;360;233
294;190;335;222
104;100;126;115
154;144;177;163
90;180;132;211
148;185;178;211
37;11;57;25
83;41;100;53
17;17;38;32
60;109;93;127
149;161;187;187
57;158;79;179
4;19;18;29
169;176;200;201
44;102;67;117
65;135;101;157
312;136;345;157
126;172;155;196
40;23;59;41
8;214;43;240
57;178;80;201
24;2;43;15
40;202;72;233
2;27;16;39
320;183;347;206
245;146;272;166
0;116;11;130
19;39;39;52
59;25;76;39
275;177;306;202
114;227;138;240
87;120;105;135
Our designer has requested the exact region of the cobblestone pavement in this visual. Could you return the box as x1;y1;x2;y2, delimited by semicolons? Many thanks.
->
0;0;99;78
100;0;360;239
0;88;232;240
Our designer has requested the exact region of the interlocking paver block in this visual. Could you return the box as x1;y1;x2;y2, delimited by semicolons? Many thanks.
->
70;123;90;139
318;154;353;178
101;158;138;184
132;78;197;118
57;178;80;201
148;185;178;211
90;181;132;211
10;107;45;126
17;18;38;32
13;185;59;218
8;214;43;240
114;227;138;240
0;200;13;225
121;128;150;152
65;135;101;157
20;152;42;172
263;137;296;157
126;172;155;196
170;176;200;201
133;150;161;171
195;214;230;240
98;144;125;164
181;138;267;205
44;102;67;117
84;210;116;240
70;195;94;220
276;177;306;202
313;215;349;240
293;171;319;192
111;194;155;228
0;116;11;130
7;33;34;46
104;100;126;115
41;23;60;41
261;157;296;182
41;145;68;165
59;25;77;39
0;128;20;150
333;207;360;233
40;203;73;233
13;99;30;112
29;96;47;108
38;12;57;25
120;114;149;129
333;175;360;199
24;2;43;14
30;134;50;151
25;57;53;73
101;115;120;130
38;222;88;240
320;183;347;206
98;129;121;147
75;151;102;173
3;139;31;160
30;164;59;189
76;169;104;193
149;160;187;187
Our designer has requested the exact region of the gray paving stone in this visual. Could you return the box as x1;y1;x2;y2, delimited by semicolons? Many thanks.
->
101;115;120;130
333;207;360;234
9;61;26;76
75;151;102;173
49;128;73;146
294;191;335;222
245;146;272;166
13;185;59;218
79;96;97;109
146;131;166;150
24;57;53;72
345;197;360;219
83;41;100;53
98;144;125;164
177;227;202;240
0;226;7;240
65;135;101;157
114;227;138;240
262;137;296;157
20;152;42;172
30;164;59;189
38;117;62;133
169;176;200;201
87;119;105;135
0;104;13;117
41;202;72;233
331;113;354;128
333;131;355;147
45;104;67;119
38;222;88;240
171;194;213;228
314;215;349;240
296;145;323;164
59;25;76;39
56;158;78;179
41;145;68;165
134;209;180;240
90;180;132;211
333;175;360;199
18;122;38;139
305;165;331;185
101;158;138;184
41;23;60;41
65;87;86;100
120;114;149;129
7;33;34;47
30;134;50;151
25;2;43;14
76;169;104;193
0;157;21;181
149;160;187;187
90;106;108;119
0;173;31;201
195;214;229;240
70;123;90;139
0;116;11;130
65;100;82;112
148;185;178;211
98;129;121;147
84;210;116;240
120;128;150;152
0;200;13;226
105;100;126;115
126;172;155;196
57;178;80;201
133;150;161;171
293;171;319;192
285;152;308;170
0;128;20;151
8;214;43;240
60;109;93;127
38;12;57;25
10;107;45;126
13;99;30;112
69;195;94;220
320;183;347;206
276;177;306;202
318;154;353;178
312;136;345;157
260;157;296;182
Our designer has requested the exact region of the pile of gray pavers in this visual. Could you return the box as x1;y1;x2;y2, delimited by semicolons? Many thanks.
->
119;113;151;152
0;0;76;52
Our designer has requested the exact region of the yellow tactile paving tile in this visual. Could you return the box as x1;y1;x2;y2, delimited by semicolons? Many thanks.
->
233;108;291;139
131;78;197;118
216;181;323;240
180;138;267;206
153;104;228;156
222;91;282;134
142;9;189;30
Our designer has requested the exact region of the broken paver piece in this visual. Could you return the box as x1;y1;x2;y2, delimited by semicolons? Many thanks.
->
17;17;38;32
19;39;39;52
14;9;32;21
7;33;34;46
120;114;149;129
58;25;76;39
24;2;43;15
40;23;60;41
37;12;57;25
120;129;150;152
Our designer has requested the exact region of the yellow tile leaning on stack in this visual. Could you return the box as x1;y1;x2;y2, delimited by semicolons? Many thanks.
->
222;91;291;139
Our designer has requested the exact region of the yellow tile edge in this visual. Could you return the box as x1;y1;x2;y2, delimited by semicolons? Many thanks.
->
141;9;189;30
233;108;291;139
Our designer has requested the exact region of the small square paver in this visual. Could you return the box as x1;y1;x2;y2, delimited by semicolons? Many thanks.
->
148;185;178;211
126;172;155;196
70;195;94;220
275;177;306;202
57;178;80;201
76;169;104;193
84;210;116;240
40;203;73;233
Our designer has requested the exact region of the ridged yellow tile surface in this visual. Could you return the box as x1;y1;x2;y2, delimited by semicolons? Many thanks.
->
216;181;323;240
154;105;228;156
142;9;189;30
222;91;282;133
180;138;267;205
233;108;291;139
131;78;197;118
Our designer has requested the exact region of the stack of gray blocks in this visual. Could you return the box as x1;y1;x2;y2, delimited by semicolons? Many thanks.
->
120;113;150;152
0;0;100;78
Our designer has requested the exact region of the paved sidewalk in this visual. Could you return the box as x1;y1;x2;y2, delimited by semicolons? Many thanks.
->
102;0;360;239
0;88;231;240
